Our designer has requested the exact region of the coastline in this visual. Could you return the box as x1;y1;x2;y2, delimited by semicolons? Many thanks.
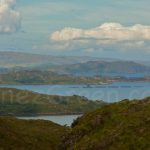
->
0;113;83;117
0;77;150;86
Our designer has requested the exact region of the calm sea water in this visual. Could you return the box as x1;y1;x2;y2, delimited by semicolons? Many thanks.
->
17;115;81;126
1;82;150;102
1;82;150;125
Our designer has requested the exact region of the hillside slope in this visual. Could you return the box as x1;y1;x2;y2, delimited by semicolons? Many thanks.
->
0;88;106;115
52;61;150;76
0;117;67;150
62;97;150;150
1;97;150;150
0;70;108;85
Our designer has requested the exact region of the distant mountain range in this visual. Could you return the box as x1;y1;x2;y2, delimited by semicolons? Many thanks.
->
0;51;150;77
138;61;150;67
0;51;107;68
49;61;150;77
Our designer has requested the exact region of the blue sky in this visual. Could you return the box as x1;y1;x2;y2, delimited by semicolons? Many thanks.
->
0;0;150;60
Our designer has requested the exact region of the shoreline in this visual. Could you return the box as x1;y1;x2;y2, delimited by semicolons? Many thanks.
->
0;80;150;86
0;80;149;87
0;82;111;86
0;113;84;117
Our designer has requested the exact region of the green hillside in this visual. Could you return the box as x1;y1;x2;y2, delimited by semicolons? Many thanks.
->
0;70;108;85
1;97;150;150
0;88;106;115
62;97;150;150
0;117;67;150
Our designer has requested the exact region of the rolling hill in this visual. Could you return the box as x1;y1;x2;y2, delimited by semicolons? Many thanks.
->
62;97;150;150
0;117;67;150
0;70;108;85
1;96;150;150
0;88;106;115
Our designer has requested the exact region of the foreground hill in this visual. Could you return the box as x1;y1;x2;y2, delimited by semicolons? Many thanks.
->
1;97;150;150
0;88;105;115
0;117;67;150
62;97;150;150
51;61;150;76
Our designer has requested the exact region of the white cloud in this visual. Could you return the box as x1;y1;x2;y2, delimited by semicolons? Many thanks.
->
0;0;21;34
50;23;150;42
49;23;150;53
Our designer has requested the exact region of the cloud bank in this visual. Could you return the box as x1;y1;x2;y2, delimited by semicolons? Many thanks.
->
0;0;21;33
50;23;150;54
51;23;150;42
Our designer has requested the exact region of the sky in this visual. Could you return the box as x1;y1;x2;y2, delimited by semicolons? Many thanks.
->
0;0;150;60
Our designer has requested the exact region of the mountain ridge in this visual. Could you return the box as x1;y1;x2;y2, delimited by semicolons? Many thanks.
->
49;60;150;76
0;51;149;77
0;51;109;68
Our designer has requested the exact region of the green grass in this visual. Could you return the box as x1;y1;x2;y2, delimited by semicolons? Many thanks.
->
0;70;108;85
